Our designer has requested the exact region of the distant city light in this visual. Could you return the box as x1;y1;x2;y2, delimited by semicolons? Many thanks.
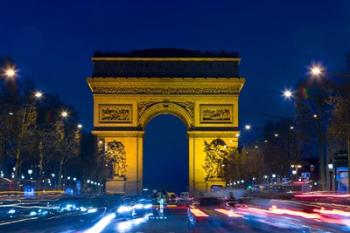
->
77;124;83;129
274;133;279;137
290;125;294;130
28;169;33;175
313;114;318;119
244;124;251;130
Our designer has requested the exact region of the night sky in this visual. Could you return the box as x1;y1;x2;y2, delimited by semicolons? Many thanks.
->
1;1;350;192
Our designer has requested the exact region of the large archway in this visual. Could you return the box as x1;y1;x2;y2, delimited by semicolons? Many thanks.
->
143;114;188;193
88;49;245;195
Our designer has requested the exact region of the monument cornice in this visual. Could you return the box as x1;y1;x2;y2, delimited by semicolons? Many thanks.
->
87;77;245;95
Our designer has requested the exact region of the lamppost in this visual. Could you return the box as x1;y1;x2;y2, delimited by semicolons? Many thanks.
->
308;63;328;191
328;161;334;191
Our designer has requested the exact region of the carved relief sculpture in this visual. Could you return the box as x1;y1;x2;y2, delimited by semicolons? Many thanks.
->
202;139;230;179
137;101;194;119
106;141;127;179
99;104;132;123
200;104;233;123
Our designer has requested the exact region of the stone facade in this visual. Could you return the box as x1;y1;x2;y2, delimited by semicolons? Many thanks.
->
87;49;245;195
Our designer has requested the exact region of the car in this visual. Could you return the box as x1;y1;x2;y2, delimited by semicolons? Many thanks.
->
116;197;153;219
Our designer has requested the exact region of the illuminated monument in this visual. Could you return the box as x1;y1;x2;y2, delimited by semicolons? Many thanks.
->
87;49;245;195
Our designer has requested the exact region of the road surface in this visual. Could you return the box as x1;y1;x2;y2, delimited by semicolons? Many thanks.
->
1;200;349;232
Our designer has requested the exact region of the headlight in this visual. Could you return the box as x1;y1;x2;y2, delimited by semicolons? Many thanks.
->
87;208;97;213
117;205;132;213
8;209;15;214
133;204;144;209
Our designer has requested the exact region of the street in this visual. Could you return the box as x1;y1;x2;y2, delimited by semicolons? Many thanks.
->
1;195;350;233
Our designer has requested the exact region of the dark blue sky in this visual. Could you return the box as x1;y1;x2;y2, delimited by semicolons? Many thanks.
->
1;0;350;131
1;1;350;191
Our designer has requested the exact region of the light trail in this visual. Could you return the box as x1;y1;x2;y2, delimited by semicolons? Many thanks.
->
189;208;208;217
84;213;116;233
314;208;350;217
214;208;242;218
268;206;321;219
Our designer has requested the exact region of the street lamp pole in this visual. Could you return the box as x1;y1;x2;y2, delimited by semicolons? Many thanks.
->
308;63;328;191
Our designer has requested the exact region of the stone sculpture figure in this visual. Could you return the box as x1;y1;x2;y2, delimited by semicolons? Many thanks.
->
106;141;127;178
203;139;229;179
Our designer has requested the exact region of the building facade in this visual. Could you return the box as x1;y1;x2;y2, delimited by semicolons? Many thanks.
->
87;49;245;195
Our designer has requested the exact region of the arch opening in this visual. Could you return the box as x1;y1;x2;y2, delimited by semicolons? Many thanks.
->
143;114;188;194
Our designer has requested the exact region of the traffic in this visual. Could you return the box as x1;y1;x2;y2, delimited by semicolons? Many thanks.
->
0;189;349;232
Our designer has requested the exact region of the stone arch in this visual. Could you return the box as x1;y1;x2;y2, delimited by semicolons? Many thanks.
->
88;51;245;196
138;102;193;128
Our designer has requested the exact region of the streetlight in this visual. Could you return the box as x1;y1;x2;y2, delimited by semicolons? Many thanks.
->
61;111;69;118
309;63;325;78
77;124;83;129
34;91;43;99
274;133;279;137
282;89;294;100
328;162;334;191
2;65;17;79
244;124;251;130
327;163;334;170
28;169;33;175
